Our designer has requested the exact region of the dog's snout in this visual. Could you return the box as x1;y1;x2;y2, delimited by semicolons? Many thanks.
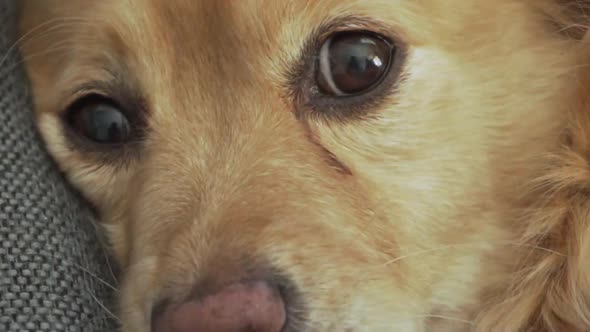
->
151;280;287;332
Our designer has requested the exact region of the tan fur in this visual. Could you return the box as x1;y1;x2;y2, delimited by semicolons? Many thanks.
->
15;0;590;331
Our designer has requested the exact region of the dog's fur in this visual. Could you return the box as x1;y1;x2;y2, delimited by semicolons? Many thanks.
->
16;0;590;331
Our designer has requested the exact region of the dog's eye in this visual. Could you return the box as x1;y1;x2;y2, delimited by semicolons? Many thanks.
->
66;95;132;145
317;32;394;96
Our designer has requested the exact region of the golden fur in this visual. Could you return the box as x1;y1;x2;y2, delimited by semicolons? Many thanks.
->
15;0;590;331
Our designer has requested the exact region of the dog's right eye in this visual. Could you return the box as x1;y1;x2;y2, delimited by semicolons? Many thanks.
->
66;95;133;145
290;22;406;121
316;32;394;96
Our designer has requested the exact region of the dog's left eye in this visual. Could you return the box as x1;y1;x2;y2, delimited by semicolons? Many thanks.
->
66;95;133;145
316;32;394;96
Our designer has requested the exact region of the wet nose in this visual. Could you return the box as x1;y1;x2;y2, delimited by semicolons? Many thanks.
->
151;280;287;332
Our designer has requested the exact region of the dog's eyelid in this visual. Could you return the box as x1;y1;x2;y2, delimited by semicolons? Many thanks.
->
62;80;148;119
62;81;113;112
315;15;406;47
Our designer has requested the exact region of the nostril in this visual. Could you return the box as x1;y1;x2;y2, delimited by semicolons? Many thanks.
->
152;280;287;332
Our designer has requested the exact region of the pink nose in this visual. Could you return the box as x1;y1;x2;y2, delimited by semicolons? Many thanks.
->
151;281;287;332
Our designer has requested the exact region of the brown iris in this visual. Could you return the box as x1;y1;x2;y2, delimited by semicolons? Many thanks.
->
317;32;393;96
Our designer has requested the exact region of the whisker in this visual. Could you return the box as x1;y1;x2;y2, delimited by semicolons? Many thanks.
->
32;251;119;292
0;18;62;68
86;285;120;322
411;314;475;325
300;304;476;329
0;43;76;76
77;313;120;330
382;241;566;266
0;16;91;68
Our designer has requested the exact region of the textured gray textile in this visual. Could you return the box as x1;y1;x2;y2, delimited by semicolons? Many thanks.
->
0;1;118;331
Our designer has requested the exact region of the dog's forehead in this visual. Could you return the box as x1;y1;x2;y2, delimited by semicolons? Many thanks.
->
101;0;510;71
111;0;404;56
25;0;532;123
107;0;397;93
82;0;520;129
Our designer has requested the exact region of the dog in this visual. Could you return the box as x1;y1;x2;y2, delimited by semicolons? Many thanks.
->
17;0;590;331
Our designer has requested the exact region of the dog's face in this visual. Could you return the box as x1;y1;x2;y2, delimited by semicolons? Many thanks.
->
18;0;584;331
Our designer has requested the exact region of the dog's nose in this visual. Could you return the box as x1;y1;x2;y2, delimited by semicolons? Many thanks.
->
151;280;287;332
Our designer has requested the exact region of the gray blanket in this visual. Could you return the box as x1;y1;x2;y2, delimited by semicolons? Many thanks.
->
0;1;118;331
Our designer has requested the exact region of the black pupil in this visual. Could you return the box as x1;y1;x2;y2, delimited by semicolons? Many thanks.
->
328;33;392;94
75;102;131;144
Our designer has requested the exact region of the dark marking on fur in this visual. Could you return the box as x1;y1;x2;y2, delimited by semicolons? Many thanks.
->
303;124;353;176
